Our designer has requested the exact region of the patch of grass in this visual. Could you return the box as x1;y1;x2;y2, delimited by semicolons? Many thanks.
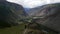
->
0;23;25;34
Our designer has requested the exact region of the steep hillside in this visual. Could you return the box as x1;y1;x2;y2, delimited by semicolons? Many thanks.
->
0;1;27;27
30;3;60;33
28;3;60;18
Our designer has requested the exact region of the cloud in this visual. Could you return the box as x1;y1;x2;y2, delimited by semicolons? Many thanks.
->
7;0;24;5
23;0;47;8
7;0;48;8
7;0;60;8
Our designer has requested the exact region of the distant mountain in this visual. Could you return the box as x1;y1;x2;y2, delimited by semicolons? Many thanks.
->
28;3;60;18
24;5;46;17
24;8;31;14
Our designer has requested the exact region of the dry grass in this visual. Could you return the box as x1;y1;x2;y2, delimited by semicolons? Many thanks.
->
0;23;25;34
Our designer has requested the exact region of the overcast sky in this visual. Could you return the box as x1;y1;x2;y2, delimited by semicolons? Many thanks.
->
7;0;60;8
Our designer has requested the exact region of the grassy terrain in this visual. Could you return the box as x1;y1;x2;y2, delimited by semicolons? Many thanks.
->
0;23;25;34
